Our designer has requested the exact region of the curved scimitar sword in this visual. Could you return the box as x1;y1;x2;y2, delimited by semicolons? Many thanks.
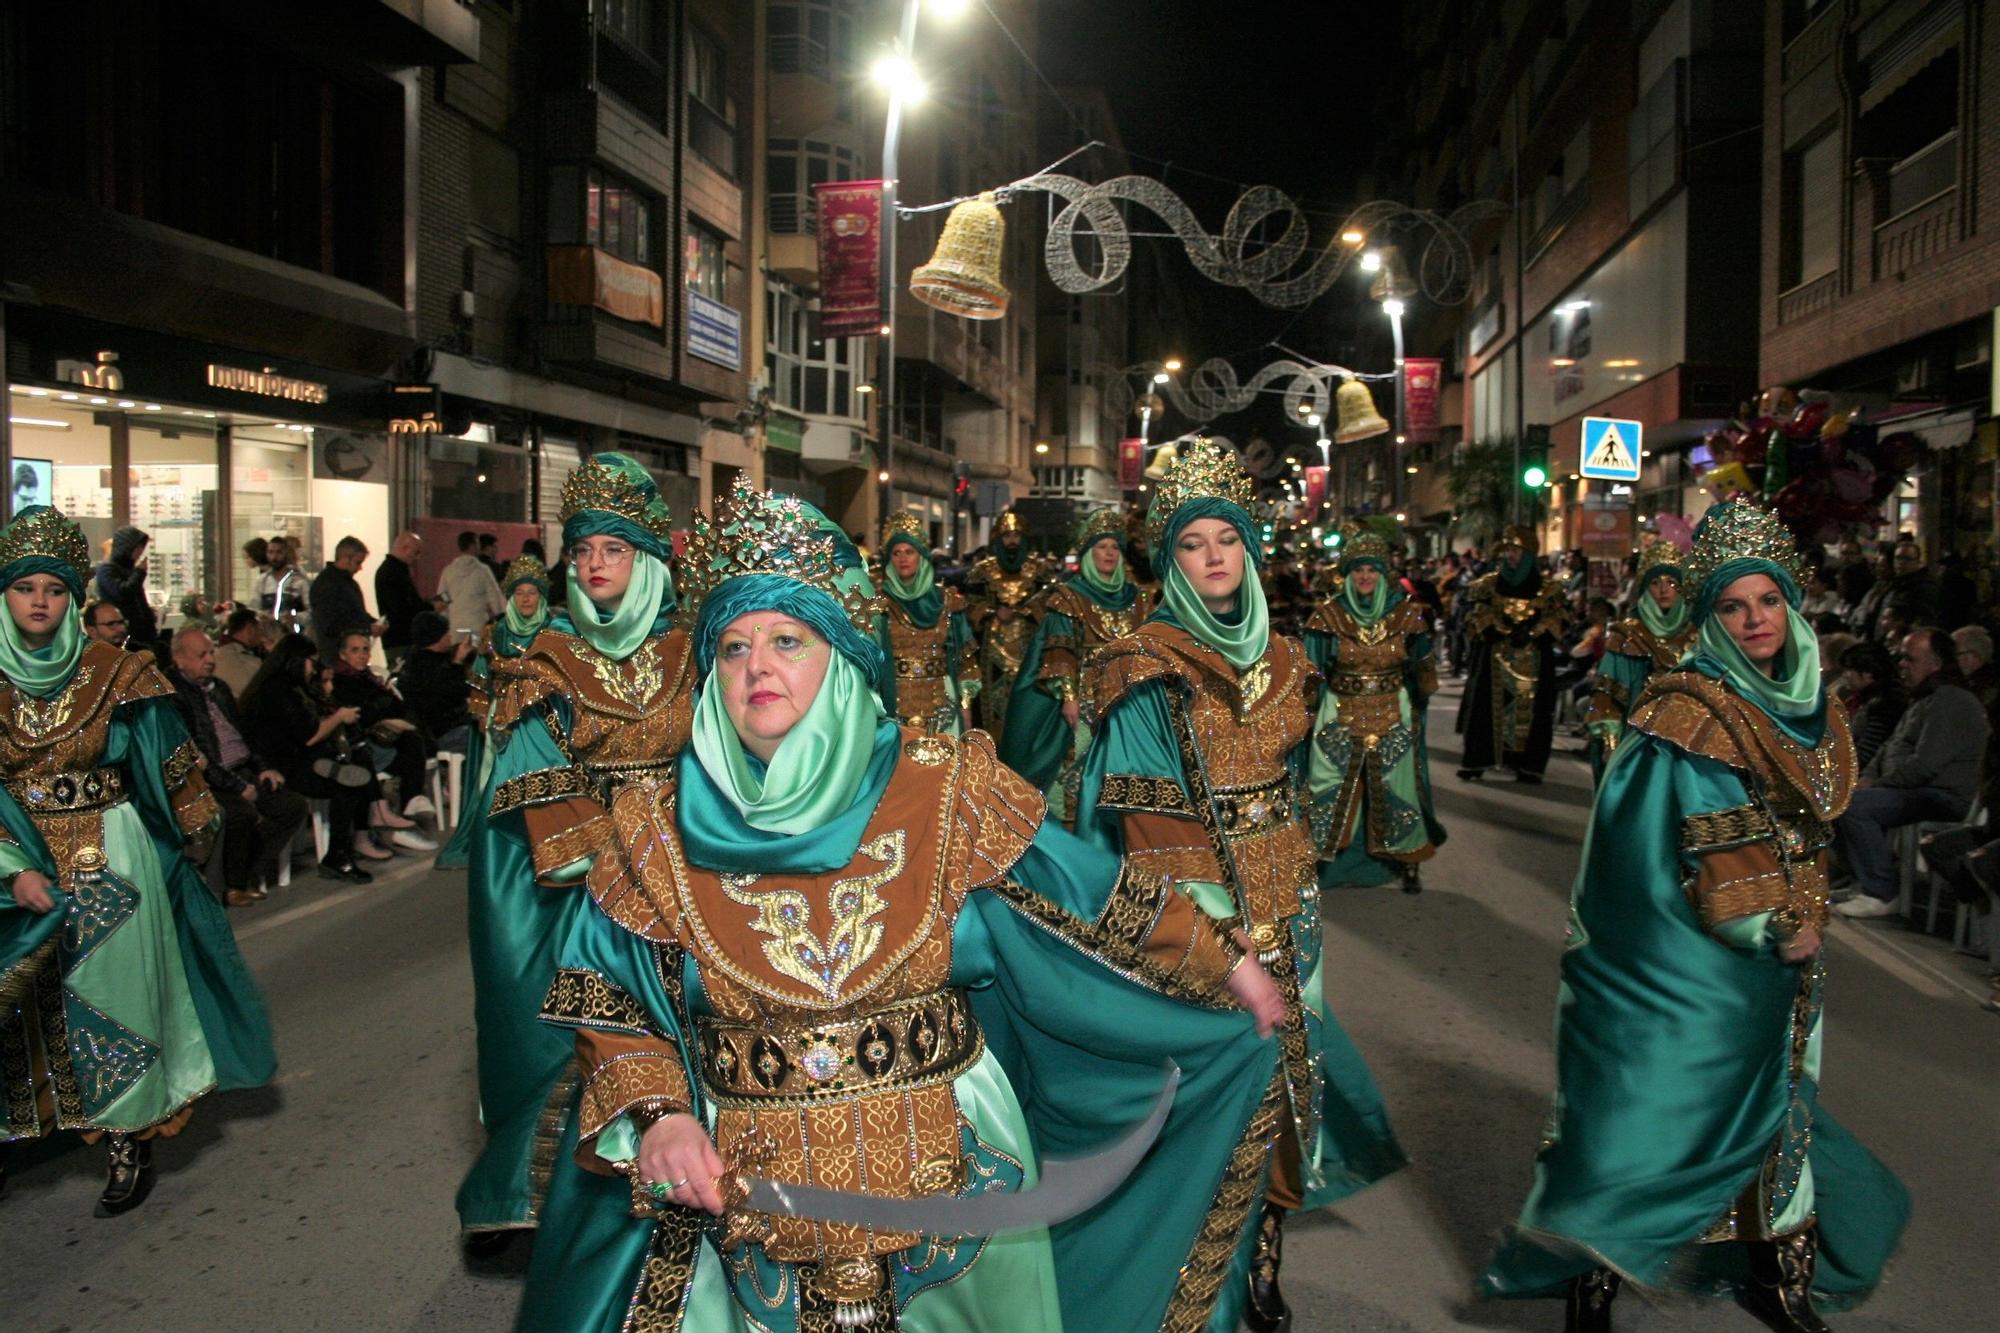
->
743;1062;1180;1237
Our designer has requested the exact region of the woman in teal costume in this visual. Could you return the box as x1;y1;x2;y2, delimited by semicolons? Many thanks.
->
873;512;979;735
1481;499;1909;1333
1582;536;1697;783
435;554;551;870
1303;522;1446;894
998;509;1150;818
0;505;274;1214
458;456;695;1248
518;478;1286;1333
1070;442;1405;1333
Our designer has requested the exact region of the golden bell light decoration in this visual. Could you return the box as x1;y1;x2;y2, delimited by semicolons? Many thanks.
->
1143;438;1181;481
1366;244;1418;303
910;192;1010;320
1332;377;1391;444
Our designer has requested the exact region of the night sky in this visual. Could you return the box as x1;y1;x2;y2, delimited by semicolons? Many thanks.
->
1039;0;1403;448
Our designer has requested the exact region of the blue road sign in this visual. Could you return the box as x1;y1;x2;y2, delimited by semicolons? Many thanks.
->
1579;416;1643;481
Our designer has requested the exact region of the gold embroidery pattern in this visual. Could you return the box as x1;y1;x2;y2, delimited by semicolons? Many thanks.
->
162;740;201;790
578;1051;692;1141
1681;804;1776;852
697;989;983;1107
720;832;905;1001
586;636;665;711
620;1207;704;1333
986;879;1233;1009
526;1063;582;1222
542;968;658;1034
489;763;595;817
1160;1069;1287;1331
2;766;125;813
10;667;87;739
1097;773;1193;816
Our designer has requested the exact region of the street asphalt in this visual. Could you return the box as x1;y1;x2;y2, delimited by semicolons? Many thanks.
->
2;680;1993;1331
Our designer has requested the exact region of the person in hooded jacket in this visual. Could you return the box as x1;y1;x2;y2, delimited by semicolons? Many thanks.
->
92;524;158;653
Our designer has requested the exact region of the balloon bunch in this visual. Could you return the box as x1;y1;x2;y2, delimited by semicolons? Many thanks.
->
1697;388;1919;544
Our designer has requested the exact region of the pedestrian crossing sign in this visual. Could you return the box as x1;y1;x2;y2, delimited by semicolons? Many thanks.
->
1579;416;1643;481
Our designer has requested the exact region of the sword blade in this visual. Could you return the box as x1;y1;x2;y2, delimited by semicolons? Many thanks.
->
742;1061;1180;1236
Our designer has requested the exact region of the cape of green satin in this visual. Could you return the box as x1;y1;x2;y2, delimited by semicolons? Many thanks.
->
1156;560;1269;671
0;693;274;1122
0;601;82;698
688;648;885;838
1481;718;1907;1303
554;553;675;660
519;769;1284;1333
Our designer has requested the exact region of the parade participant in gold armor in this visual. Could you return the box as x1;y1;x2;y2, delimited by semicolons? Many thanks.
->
1482;500;1908;1333
1456;523;1570;782
0;505;273;1215
874;512;978;735
516;477;1286;1332
1073;440;1406;1333
1584;536;1696;781
456;454;695;1248
435;554;552;869
963;509;1055;737
1304;521;1447;894
997;508;1153;816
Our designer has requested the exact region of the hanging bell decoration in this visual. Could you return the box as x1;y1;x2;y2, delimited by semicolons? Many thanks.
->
1332;377;1391;444
1143;438;1181;481
910;192;1010;319
1367;244;1419;304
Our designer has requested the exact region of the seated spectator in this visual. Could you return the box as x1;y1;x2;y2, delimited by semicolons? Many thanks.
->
1954;625;1998;707
178;592;220;635
1800;568;1841;619
239;634;393;883
393;611;475;754
1873;603;1911;650
166;627;311;906
329;630;437;850
81;599;129;650
214;608;268;695
1836;640;1906;769
1834;627;1993;918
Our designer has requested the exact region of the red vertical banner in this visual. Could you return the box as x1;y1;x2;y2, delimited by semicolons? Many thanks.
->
1118;437;1145;489
814;181;885;337
1404;357;1443;443
1304;465;1329;516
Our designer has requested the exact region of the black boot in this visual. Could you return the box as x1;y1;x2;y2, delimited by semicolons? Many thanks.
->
1741;1227;1832;1333
1401;863;1423;895
1244;1201;1292;1332
95;1133;154;1217
1564;1268;1620;1333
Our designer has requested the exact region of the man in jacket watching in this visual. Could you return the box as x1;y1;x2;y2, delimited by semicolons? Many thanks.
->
1834;625;1993;918
438;531;504;636
376;530;427;668
310;535;382;659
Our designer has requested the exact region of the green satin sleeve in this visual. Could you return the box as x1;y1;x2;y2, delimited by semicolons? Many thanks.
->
1591;650;1653;730
1073;680;1190;858
489;697;591;883
871;611;898;716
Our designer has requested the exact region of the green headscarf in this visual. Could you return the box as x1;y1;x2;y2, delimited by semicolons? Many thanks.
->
1499;549;1537;588
561;452;675;562
1156;558;1269;671
1694;606;1821;721
690;636;885;836
1636;585;1689;640
881;545;944;629
0;597;83;699
493;590;552;658
1338;567;1393;623
1078;537;1130;600
556;554;675;661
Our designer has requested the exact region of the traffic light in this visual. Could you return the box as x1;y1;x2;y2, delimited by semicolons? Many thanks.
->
1521;424;1551;490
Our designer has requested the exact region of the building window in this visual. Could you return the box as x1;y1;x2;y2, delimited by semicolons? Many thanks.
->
549;165;656;267
684;222;728;301
597;0;652;49
769;0;857;77
1782;130;1841;288
687;27;737;175
1627;60;1681;217
768;138;862;235
765;279;864;422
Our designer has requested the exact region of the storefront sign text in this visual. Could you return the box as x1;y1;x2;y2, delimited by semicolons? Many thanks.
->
56;351;124;390
207;363;330;405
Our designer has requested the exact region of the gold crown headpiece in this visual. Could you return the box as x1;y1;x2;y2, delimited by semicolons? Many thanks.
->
1635;536;1684;581
1337;521;1393;566
1683;499;1806;600
1074;508;1126;551
994;509;1027;537
502;554;550;589
1498;522;1539;553
558;457;673;546
679;476;876;637
1145;437;1258;549
0;506;91;587
879;511;927;551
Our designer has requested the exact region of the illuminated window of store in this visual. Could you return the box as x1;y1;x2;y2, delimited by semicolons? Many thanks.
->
549;164;656;267
684;222;728;301
425;425;531;523
230;424;312;606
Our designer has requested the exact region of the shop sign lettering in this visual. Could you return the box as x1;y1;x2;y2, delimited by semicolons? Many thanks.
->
55;351;124;390
206;363;330;405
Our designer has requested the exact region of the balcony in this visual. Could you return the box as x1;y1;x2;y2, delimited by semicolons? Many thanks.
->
770;34;829;78
771;35;841;133
1874;187;1958;280
1777;271;1838;325
688;99;736;178
1885;132;1956;219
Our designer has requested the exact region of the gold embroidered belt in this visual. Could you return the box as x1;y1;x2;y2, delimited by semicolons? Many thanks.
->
1326;668;1403;695
894;656;948;679
6;767;126;813
696;989;983;1108
1212;776;1296;836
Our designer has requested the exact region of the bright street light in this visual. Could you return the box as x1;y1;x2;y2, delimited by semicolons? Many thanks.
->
1152;372;1170;384
1340;229;1365;246
1306;413;1322;427
928;0;971;16
1360;249;1382;273
1382;297;1406;319
870;53;926;102
1163;357;1183;372
1034;441;1050;454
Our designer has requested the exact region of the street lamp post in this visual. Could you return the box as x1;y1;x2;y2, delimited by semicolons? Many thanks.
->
875;0;923;531
1383;296;1406;518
